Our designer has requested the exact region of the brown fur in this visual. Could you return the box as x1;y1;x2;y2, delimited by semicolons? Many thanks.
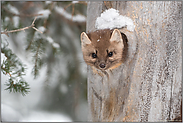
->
81;29;128;71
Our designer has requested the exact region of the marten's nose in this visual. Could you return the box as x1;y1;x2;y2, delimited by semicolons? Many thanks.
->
99;63;106;68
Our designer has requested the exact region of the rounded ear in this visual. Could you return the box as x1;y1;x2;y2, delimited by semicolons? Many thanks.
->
81;32;91;46
110;29;123;43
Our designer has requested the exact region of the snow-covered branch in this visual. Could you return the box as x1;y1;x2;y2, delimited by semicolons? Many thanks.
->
55;6;86;23
2;6;43;17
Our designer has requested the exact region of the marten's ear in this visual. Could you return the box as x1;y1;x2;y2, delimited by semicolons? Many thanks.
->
81;32;91;46
110;29;123;43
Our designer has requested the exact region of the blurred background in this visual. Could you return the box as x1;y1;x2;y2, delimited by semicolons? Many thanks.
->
1;1;87;122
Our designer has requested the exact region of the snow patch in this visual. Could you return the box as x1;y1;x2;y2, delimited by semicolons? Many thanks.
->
46;36;60;48
52;42;60;48
37;9;51;19
72;1;79;4
7;4;19;15
95;8;135;31
55;6;86;22
5;17;10;22
20;110;72;122
59;84;68;94
1;103;23;121
46;36;54;44
1;53;7;65
33;26;45;40
72;14;86;22
13;16;19;28
38;26;46;33
45;1;52;5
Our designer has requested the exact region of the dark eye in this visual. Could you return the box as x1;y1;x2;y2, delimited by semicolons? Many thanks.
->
108;52;113;57
92;53;97;58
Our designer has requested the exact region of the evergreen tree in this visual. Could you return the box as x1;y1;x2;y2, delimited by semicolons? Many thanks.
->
1;1;87;121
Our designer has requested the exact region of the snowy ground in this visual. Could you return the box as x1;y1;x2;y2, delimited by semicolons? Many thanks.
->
1;34;72;122
2;104;72;122
1;62;72;122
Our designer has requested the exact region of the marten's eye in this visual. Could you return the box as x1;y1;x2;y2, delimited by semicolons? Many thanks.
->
92;53;97;58
108;52;113;57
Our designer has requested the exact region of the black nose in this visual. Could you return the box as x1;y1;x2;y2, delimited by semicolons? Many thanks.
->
99;63;106;68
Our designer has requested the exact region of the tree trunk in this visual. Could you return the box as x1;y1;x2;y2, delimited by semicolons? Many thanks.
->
87;1;182;122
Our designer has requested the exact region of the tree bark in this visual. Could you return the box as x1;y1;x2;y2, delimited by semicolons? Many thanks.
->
87;1;182;122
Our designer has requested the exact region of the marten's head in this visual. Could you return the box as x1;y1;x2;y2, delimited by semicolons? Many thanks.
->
81;29;127;70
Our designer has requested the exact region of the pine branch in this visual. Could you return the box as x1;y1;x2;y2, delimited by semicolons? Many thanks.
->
34;42;41;78
32;40;42;79
5;77;30;96
1;17;43;37
1;44;30;96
